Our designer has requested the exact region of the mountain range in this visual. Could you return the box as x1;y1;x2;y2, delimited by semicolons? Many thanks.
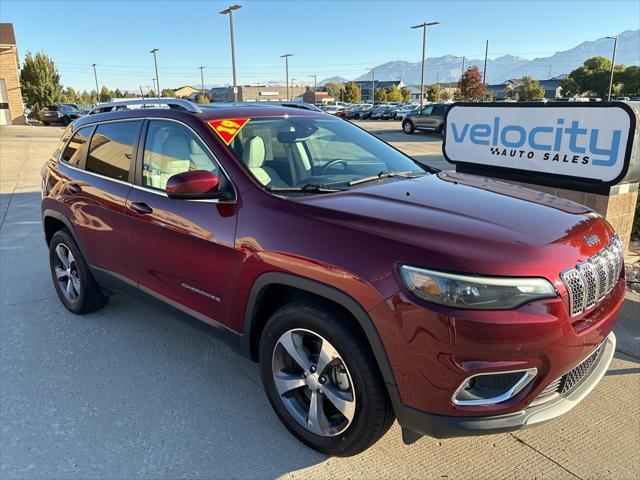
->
324;30;639;86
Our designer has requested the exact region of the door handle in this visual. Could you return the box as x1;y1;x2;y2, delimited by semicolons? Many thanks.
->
130;201;153;215
67;183;82;195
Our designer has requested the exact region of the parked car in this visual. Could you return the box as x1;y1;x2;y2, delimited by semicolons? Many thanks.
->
394;105;419;120
42;98;622;456
320;105;343;115
39;104;84;126
358;106;375;119
369;105;391;120
402;103;448;134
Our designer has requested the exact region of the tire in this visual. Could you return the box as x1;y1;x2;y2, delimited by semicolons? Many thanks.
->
42;122;50;126
259;300;394;456
61;117;70;126
436;124;444;136
49;229;108;314
402;120;414;134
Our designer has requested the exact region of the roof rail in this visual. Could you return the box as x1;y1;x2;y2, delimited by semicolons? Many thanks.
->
88;98;202;114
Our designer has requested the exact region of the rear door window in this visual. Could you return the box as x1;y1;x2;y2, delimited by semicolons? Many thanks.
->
86;121;141;181
61;126;92;166
431;106;445;116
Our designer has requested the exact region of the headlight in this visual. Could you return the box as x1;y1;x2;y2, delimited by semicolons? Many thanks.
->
399;265;557;310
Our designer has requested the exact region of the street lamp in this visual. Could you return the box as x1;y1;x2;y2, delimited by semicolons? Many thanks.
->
367;67;375;107
91;64;99;104
220;4;242;102
281;53;293;100
150;48;160;96
152;78;157;96
411;21;439;107
310;75;317;105
198;66;206;97
606;35;618;101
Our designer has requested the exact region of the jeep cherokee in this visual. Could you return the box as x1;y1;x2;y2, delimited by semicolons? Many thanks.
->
41;99;623;456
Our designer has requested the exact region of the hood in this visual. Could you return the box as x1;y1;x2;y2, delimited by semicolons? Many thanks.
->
289;171;615;280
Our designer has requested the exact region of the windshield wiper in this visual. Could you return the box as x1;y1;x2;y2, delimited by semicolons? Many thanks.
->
348;171;426;186
267;183;345;194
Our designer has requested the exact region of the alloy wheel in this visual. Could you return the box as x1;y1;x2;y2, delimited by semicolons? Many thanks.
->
53;243;80;303
272;328;356;437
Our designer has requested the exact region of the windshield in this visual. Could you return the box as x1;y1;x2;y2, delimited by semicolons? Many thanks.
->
226;116;425;192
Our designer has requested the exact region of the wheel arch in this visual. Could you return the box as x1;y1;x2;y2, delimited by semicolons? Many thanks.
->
240;272;398;390
42;209;86;254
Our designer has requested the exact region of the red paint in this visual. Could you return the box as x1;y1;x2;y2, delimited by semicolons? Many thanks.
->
42;105;623;422
165;170;219;196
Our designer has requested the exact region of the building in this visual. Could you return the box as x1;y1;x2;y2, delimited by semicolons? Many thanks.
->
0;23;25;125
173;85;199;98
302;91;334;105
487;76;565;100
353;80;404;102
208;85;306;102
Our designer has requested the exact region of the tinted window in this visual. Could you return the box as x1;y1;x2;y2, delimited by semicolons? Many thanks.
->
61;126;92;166
45;105;59;111
432;106;445;115
421;106;433;115
86;121;140;181
142;120;221;190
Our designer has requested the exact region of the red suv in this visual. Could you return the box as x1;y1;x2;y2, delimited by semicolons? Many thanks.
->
41;99;624;456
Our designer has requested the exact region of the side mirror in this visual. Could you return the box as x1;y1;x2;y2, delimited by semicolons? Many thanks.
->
165;170;224;200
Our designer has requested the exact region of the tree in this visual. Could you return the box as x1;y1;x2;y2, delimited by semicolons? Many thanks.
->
161;88;176;97
195;94;210;104
324;82;345;102
560;76;579;97
518;76;545;101
388;84;402;102
20;51;63;110
400;87;411;102
343;82;361;103
486;91;496;102
61;87;78;104
113;88;123;99
440;89;452;101
427;84;441;102
99;86;112;102
374;88;388;102
563;56;626;99
457;65;485;101
619;65;640;96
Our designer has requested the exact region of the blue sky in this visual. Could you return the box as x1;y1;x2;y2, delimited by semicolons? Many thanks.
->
1;0;638;92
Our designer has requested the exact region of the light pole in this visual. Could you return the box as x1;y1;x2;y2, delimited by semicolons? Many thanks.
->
150;48;160;96
91;64;99;103
607;35;618;101
281;53;293;100
367;67;375;107
482;40;489;85
198;66;205;97
310;75;317;104
411;21;439;107
152;78;157;96
220;4;242;102
460;56;466;82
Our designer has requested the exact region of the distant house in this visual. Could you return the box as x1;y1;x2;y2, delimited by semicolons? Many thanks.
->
302;91;334;105
487;76;565;100
353;80;404;102
174;86;199;98
0;23;25;124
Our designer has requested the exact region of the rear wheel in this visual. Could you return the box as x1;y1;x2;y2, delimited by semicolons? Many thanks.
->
49;229;108;314
259;301;394;456
403;120;415;134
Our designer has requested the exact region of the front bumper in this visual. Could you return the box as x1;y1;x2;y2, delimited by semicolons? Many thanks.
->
396;331;616;440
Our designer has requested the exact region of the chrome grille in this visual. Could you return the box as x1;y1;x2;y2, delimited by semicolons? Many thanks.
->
534;343;604;403
561;235;623;317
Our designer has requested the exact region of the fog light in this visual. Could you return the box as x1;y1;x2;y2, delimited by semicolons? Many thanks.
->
452;368;537;406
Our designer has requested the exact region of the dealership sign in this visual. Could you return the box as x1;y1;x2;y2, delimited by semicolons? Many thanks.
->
443;102;636;186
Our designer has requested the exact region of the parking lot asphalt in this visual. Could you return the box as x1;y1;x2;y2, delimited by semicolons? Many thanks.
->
1;124;639;480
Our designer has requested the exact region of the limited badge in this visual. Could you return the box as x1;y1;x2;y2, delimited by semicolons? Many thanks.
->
208;118;250;145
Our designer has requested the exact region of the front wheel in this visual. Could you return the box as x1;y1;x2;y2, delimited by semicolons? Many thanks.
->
402;120;415;134
259;301;394;456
